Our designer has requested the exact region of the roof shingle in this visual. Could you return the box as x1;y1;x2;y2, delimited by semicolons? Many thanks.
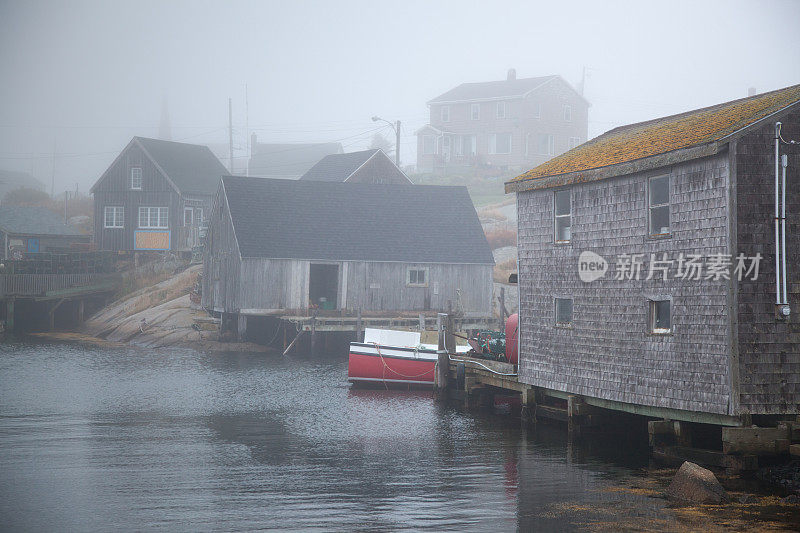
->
298;149;379;182
136;137;228;195
0;206;84;236
508;84;800;189
430;75;557;104
222;176;493;264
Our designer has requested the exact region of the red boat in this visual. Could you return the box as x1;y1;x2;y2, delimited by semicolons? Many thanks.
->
348;329;463;387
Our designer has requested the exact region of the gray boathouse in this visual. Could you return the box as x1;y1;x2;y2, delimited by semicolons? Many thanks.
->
202;176;494;338
506;84;800;425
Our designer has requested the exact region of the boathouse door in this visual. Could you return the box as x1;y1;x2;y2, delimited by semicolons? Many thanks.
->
309;263;339;310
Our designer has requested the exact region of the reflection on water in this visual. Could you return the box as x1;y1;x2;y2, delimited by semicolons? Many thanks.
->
0;342;773;531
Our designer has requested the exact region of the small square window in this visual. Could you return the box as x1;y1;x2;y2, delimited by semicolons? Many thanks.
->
555;298;573;326
650;299;671;334
104;206;124;228
649;175;670;235
407;268;428;287
130;167;142;190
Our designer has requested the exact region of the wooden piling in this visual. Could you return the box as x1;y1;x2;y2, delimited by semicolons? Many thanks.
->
435;313;448;397
5;298;14;332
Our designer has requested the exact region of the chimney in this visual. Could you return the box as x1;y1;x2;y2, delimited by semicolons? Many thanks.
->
748;87;757;97
507;68;516;81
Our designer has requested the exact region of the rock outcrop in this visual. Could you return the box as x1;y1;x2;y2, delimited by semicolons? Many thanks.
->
666;461;729;504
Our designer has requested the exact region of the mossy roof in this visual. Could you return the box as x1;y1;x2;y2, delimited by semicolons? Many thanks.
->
508;84;800;189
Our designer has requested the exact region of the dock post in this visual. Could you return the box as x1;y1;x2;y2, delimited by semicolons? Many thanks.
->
310;314;317;354
521;387;536;429
237;314;247;342
419;313;425;332
5;298;14;332
435;313;448;398
355;308;362;343
77;299;85;324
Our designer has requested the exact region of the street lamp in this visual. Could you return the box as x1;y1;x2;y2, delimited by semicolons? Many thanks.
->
371;116;401;167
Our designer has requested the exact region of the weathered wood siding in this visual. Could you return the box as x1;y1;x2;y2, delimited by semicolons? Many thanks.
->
201;187;240;312
516;153;734;415
232;258;493;316
734;112;800;415
93;142;212;251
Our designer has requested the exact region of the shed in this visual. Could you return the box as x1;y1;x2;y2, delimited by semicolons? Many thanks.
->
0;205;90;259
202;176;494;321
506;84;800;422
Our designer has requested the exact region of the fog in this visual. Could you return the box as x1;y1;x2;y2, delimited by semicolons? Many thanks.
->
1;0;799;193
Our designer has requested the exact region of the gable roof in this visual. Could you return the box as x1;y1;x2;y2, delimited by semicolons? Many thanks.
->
429;75;585;105
507;83;800;192
221;176;493;264
248;142;343;178
135;137;228;195
0;205;85;236
298;149;411;183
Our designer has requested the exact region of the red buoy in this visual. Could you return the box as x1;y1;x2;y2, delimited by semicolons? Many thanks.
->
505;313;518;364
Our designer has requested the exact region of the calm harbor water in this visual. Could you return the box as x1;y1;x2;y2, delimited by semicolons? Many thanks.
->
0;341;785;531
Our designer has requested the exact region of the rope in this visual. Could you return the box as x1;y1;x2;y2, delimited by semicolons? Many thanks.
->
372;342;436;380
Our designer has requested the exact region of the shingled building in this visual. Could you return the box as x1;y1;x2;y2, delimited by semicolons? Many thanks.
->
506;84;800;424
299;149;411;184
203;176;493;332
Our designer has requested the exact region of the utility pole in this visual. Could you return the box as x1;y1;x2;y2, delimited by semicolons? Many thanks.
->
245;84;250;176
228;98;234;174
394;120;401;167
50;139;57;198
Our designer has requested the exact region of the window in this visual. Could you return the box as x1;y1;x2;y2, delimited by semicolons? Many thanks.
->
456;135;476;156
649;299;671;334
407;267;428;287
488;133;512;155
104;206;124;228
533;102;541;119
184;207;193;226
471;103;480;120
538;134;555;155
649;175;670;235
130;167;142;190
555;298;573;326
496;101;506;119
563;104;572;122
441;106;450;122
554;189;571;242
568;137;581;149
422;135;436;155
195;207;203;225
138;206;169;229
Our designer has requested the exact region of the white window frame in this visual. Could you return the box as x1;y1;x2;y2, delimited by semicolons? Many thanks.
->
138;206;169;229
471;103;480;120
649;299;672;334
488;133;512;155
422;135;436;155
195;207;204;225
130;167;142;190
533;102;541;119
539;134;555;156
406;267;429;287
568;137;581;149
184;206;194;226
496;101;506;119
555;297;573;327
563;104;572;122
440;106;450;123
104;206;124;228
648;175;671;236
554;189;571;243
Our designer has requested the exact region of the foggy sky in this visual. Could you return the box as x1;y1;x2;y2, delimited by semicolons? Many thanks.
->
1;0;799;193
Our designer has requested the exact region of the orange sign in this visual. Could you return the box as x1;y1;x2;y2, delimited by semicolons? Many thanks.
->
135;230;171;250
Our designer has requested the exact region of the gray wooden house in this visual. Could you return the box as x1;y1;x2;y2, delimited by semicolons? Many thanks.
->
203;176;493;324
91;137;228;253
0;206;89;258
299;149;412;184
506;84;800;424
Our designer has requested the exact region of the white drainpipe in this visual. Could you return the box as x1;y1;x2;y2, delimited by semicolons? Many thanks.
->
775;123;782;306
781;153;789;307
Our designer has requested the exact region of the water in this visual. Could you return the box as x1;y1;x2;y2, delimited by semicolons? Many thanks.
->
0;342;772;531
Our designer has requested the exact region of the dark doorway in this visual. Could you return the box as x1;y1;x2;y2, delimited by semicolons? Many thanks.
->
309;263;339;310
